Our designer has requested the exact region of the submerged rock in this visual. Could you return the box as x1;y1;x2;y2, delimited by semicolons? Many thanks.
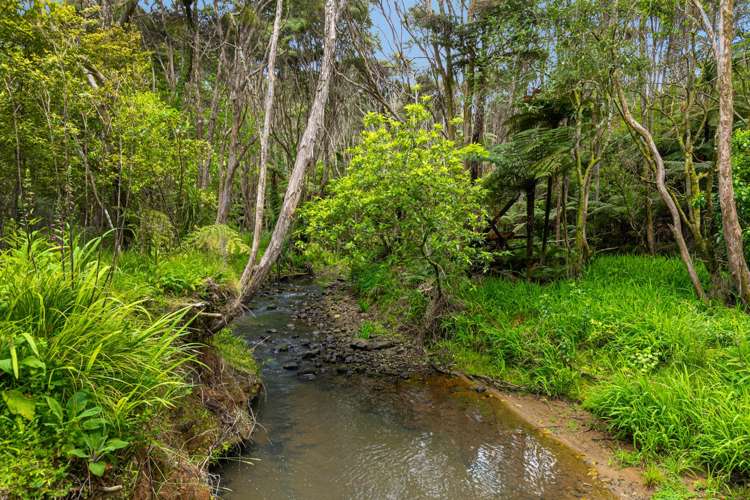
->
301;347;321;359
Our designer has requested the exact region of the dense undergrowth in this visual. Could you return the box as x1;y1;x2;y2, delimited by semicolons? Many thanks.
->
0;234;193;496
435;255;750;492
0;227;264;498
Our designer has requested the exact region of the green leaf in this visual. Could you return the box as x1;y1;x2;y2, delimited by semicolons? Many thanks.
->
65;447;89;459
0;359;11;375
66;391;89;416
82;417;107;430
86;342;103;372
77;406;102;419
9;344;18;379
103;438;129;453
21;356;45;370
2;390;36;420
45;396;64;422
19;332;39;357
88;461;106;477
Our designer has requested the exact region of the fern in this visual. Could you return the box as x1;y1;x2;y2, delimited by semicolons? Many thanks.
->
184;224;248;256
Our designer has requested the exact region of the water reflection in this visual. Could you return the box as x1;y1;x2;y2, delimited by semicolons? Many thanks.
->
220;283;612;499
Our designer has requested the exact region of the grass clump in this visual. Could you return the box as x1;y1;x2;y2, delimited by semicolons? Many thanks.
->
0;233;192;496
357;320;388;339
351;262;429;329
441;254;750;481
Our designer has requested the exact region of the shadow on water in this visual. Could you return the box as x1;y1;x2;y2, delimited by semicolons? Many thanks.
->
219;281;613;499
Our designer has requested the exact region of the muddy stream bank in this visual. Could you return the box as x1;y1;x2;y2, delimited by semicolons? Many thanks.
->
218;280;633;499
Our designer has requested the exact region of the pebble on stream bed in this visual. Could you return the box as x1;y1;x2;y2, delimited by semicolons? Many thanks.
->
260;280;429;382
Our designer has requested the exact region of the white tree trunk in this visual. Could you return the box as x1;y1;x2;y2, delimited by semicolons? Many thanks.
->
716;0;750;304
214;0;344;328
692;0;750;304
242;0;284;287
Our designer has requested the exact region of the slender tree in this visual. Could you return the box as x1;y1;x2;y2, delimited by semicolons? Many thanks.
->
616;82;707;301
243;0;284;286
222;0;345;326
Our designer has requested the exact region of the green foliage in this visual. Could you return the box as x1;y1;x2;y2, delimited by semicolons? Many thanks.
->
184;224;249;257
351;262;430;328
211;328;257;376
441;255;750;478
733;128;750;255
357;320;388;340
303;104;487;296
0;2;209;232
0;232;191;496
138;209;175;261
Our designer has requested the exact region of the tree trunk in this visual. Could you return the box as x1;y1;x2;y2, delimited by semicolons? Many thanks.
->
469;89;485;182
644;161;656;255
525;179;536;281
573;162;594;275
244;0;283;283
241;161;257;231
219;0;344;327
215;148;240;224
616;83;707;301
714;0;750;304
541;176;553;263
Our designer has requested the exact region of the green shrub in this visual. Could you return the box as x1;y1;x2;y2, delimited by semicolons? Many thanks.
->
212;328;257;375
0;233;191;496
184;224;249;257
303;104;487;298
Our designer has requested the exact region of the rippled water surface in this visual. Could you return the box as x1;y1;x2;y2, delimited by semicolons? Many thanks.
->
220;283;612;500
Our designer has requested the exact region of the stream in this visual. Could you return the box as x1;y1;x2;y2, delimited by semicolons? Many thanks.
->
219;281;613;499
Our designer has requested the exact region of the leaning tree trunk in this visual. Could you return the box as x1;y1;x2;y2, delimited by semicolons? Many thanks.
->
244;0;283;284
617;83;707;301
213;0;344;332
541;176;553;263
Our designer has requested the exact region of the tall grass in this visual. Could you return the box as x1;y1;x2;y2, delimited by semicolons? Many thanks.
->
0;232;192;495
443;255;750;479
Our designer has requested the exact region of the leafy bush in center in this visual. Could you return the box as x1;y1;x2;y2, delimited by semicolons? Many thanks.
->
303;103;487;299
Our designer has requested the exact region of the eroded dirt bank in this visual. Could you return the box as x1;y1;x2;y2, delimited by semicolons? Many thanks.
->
97;279;262;499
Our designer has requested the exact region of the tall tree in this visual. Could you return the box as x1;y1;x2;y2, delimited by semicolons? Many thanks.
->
693;0;750;305
228;0;346;321
244;0;284;284
616;82;707;301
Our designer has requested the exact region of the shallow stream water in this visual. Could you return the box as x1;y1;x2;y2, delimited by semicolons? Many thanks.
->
220;282;613;499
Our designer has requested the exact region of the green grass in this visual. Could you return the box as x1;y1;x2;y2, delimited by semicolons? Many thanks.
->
351;262;429;328
357;320;388;339
440;255;750;484
0;233;194;496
